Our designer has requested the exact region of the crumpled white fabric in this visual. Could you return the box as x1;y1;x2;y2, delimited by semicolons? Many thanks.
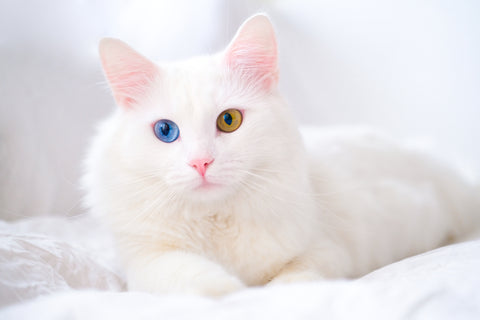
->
0;216;479;320
0;217;124;308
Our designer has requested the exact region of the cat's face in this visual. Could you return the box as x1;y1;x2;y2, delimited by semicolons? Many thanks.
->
98;15;301;203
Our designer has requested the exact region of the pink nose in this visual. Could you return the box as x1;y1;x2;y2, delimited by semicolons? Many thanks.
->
188;158;214;177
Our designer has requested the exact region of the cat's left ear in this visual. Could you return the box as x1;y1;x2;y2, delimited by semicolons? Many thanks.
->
99;38;158;109
224;14;278;90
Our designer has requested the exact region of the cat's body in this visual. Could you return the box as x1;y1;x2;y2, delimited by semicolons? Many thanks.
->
83;14;479;296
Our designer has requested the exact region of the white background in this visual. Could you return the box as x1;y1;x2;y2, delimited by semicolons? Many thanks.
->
1;0;479;219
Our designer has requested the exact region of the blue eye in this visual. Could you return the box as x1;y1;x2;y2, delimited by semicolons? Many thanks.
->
153;119;179;143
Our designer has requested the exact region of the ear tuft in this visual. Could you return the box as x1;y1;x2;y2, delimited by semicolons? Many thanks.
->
225;14;278;90
99;38;158;109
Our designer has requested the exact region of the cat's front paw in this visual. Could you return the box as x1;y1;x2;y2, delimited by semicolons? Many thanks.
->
187;272;245;296
127;252;245;297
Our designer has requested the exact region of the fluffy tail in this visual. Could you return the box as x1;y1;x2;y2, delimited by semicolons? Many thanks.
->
450;180;480;242
462;183;480;241
430;158;480;243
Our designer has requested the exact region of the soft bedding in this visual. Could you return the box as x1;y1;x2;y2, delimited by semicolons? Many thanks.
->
0;216;479;319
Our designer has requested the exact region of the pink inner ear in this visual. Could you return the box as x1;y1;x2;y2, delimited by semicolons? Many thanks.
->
106;65;156;108
226;40;278;89
224;15;279;90
226;39;278;90
99;39;158;109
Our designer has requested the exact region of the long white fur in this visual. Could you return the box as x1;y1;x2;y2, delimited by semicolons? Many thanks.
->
83;14;479;296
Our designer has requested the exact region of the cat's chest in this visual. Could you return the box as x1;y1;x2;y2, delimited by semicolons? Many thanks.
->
183;210;295;285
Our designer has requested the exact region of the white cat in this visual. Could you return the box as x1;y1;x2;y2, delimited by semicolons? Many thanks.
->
83;14;479;296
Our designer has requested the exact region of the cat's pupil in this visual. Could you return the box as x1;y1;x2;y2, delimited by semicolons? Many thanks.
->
224;113;233;126
161;123;170;136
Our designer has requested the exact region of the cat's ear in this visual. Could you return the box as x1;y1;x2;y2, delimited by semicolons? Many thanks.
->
99;38;158;109
224;14;278;90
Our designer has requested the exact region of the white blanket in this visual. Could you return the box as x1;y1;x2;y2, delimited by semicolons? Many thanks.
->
0;216;479;319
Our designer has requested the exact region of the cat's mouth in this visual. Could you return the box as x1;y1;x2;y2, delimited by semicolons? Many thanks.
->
194;179;222;191
186;177;229;202
181;167;240;200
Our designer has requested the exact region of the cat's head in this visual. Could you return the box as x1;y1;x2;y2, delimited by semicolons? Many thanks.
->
94;14;304;204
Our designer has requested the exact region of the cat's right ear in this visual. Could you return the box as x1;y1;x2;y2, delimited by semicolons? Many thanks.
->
224;14;278;91
99;38;158;109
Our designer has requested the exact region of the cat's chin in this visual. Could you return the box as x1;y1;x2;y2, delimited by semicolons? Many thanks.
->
186;179;232;203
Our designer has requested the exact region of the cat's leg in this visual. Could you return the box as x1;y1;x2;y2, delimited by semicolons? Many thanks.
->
268;249;349;285
126;251;244;296
268;259;323;285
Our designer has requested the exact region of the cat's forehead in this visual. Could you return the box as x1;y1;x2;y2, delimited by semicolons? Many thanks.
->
155;56;226;113
166;56;221;95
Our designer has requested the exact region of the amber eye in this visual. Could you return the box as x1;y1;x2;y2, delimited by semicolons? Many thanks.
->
216;109;243;133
